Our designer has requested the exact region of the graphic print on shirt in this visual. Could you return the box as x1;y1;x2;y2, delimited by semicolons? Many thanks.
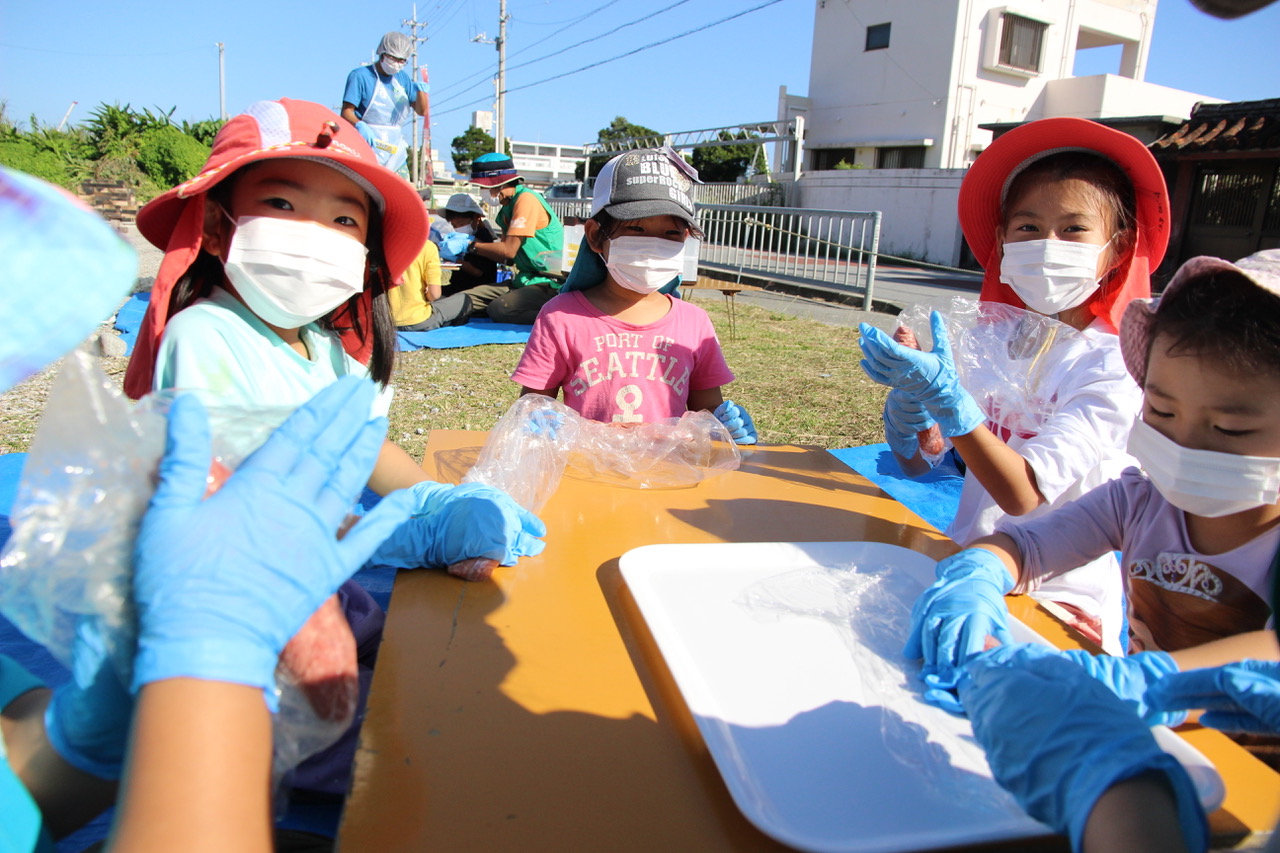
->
1126;552;1271;652
567;330;691;422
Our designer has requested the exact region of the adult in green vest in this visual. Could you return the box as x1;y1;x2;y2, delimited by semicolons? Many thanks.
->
466;153;565;325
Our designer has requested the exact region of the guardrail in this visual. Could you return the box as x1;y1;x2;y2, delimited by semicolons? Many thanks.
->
545;200;881;310
697;204;881;309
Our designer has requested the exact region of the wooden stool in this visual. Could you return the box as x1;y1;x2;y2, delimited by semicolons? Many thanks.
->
680;277;745;340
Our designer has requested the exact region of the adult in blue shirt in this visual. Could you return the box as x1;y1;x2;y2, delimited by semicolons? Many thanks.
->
340;31;427;178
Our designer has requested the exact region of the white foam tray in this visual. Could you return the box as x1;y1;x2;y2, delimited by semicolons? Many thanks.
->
620;540;1223;853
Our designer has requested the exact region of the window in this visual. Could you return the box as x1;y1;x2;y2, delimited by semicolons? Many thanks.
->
813;148;860;171
998;13;1047;72
865;22;891;51
876;146;926;169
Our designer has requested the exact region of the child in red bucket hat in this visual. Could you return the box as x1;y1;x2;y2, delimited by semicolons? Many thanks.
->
861;117;1170;656
125;97;427;399
124;97;542;573
121;97;545;808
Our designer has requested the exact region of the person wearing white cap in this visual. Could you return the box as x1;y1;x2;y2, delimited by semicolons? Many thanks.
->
511;147;757;444
340;31;427;178
435;193;505;312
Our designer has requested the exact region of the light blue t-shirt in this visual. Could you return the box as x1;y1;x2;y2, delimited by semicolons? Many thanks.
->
342;65;414;120
1;656;53;853
153;286;393;420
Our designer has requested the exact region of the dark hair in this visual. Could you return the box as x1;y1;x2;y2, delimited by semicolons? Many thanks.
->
589;209;704;242
1148;270;1280;377
165;165;397;387
1002;151;1137;257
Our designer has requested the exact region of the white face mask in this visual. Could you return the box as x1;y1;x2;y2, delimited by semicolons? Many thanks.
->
1127;417;1280;518
380;57;406;76
453;223;475;236
604;237;686;294
999;239;1109;315
223;216;368;330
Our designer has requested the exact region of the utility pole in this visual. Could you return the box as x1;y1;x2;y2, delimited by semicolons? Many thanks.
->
216;43;226;120
402;5;428;186
496;0;507;153
471;0;508;152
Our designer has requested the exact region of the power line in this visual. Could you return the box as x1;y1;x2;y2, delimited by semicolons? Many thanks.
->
504;0;694;75
506;0;627;55
431;0;785;120
0;42;208;58
503;0;785;96
433;0;683;105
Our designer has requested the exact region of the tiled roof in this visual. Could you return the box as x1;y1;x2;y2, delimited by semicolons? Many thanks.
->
1149;98;1280;155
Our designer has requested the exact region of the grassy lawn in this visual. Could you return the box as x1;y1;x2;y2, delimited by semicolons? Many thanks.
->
0;298;890;456
388;296;889;461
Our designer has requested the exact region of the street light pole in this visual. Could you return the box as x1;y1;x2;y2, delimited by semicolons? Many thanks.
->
496;0;507;153
216;42;226;120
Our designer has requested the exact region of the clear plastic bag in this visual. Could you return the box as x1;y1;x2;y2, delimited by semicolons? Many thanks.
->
0;348;349;794
462;394;742;512
898;299;1089;439
736;561;1024;816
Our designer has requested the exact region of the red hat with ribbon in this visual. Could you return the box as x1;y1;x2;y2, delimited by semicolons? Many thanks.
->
124;98;427;398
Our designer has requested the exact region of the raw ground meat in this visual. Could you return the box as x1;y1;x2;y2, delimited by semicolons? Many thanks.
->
448;557;499;581
204;459;358;722
892;326;946;457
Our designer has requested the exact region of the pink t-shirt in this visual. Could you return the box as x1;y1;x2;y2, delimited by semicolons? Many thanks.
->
999;468;1279;653
511;290;734;423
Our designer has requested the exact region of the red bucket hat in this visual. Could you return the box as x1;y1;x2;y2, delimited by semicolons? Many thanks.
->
124;98;427;399
958;117;1170;331
1120;250;1280;386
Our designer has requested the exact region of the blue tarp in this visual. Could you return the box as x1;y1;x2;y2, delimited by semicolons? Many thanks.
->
397;318;531;351
114;292;532;354
113;292;149;356
826;444;964;533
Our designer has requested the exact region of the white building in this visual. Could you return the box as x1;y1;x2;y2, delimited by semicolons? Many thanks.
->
507;141;587;187
468;110;585;186
779;0;1223;264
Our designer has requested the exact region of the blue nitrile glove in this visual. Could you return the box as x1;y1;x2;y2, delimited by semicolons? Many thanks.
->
354;120;377;147
958;644;1208;853
713;400;758;445
439;230;476;262
1147;660;1280;734
904;548;1014;707
131;378;415;709
1057;649;1184;727
44;619;133;779
858;312;984;437
370;481;547;569
883;388;936;460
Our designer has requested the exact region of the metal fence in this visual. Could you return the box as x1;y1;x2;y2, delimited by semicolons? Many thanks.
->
545;200;882;310
696;204;881;309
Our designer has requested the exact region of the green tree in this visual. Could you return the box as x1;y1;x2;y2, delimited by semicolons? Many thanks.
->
578;116;662;179
691;130;765;183
450;125;496;175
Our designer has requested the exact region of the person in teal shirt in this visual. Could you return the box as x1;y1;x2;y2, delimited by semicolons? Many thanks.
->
0;171;415;849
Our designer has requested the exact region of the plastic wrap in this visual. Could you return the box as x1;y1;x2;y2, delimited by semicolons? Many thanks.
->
735;561;1024;816
899;298;1089;439
0;348;350;794
462;394;742;512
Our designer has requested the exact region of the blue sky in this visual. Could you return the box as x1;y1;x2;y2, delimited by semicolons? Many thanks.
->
2;0;1277;162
